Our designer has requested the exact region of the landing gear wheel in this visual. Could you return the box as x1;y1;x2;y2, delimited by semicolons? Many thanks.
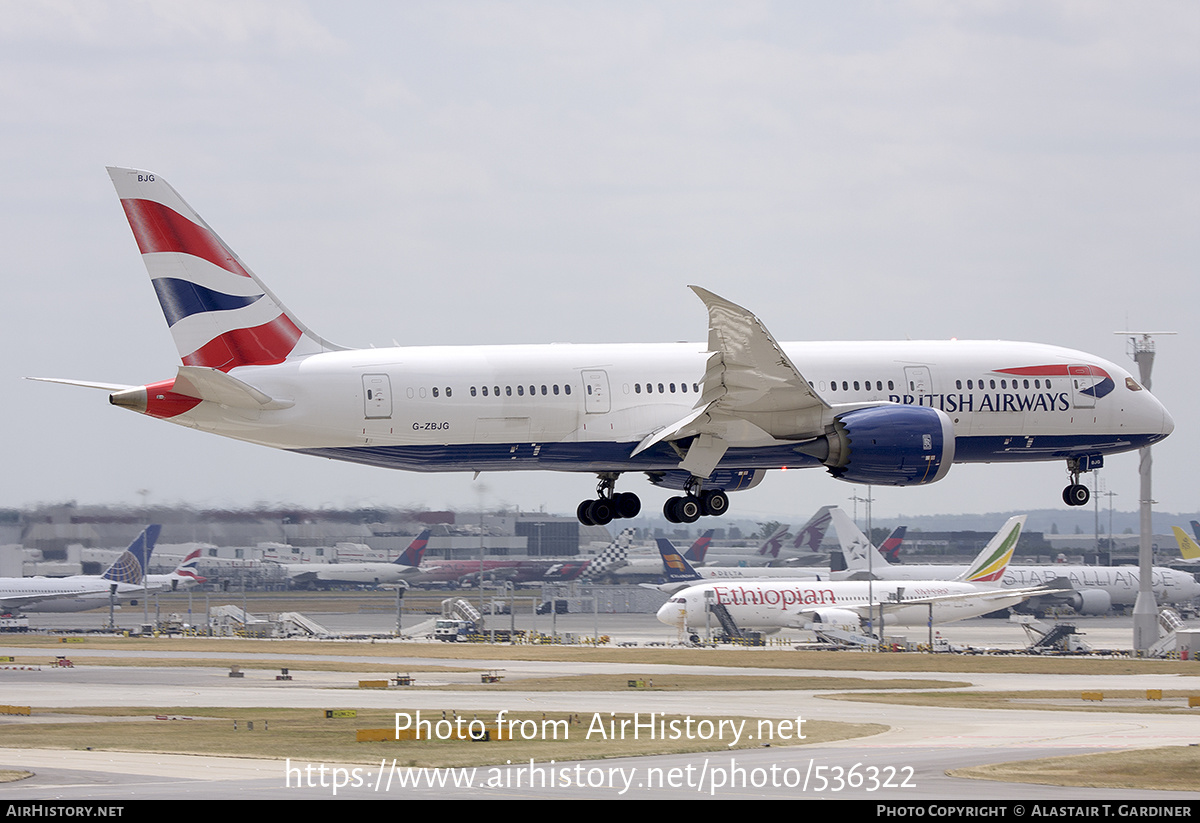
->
676;496;701;523
701;489;729;517
576;474;640;525
664;497;681;524
1063;484;1090;507
587;498;615;525
614;492;641;519
577;500;595;526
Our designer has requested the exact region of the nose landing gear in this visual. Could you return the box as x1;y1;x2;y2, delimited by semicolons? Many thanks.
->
1062;455;1101;507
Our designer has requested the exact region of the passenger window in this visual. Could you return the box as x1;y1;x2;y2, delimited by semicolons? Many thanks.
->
470;387;477;397
432;387;439;398
517;385;524;396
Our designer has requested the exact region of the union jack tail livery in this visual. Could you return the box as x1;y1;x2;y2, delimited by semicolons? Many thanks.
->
106;167;338;371
171;550;207;585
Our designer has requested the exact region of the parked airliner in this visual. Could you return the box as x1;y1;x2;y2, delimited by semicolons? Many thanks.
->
0;526;159;613
838;515;1200;613
275;530;430;588
143;549;207;593
656;518;1052;635
33;169;1174;525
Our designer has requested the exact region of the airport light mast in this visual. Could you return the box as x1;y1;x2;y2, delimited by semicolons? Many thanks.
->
1116;331;1174;653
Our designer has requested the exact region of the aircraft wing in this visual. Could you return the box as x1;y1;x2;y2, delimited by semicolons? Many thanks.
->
632;287;829;476
787;583;1066;627
26;377;137;393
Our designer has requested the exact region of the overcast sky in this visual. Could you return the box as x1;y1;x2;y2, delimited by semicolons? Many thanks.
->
1;1;1196;525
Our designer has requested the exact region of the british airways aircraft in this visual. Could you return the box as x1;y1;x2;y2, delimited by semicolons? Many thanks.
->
34;169;1175;525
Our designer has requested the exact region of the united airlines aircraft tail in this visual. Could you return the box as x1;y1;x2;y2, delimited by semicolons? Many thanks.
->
101;525;161;585
105;167;341;370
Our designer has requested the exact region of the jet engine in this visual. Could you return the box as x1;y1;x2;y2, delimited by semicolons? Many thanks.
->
1067;589;1112;616
813;405;955;486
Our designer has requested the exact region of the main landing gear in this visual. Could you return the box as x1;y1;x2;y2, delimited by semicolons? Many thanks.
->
577;473;641;526
663;477;729;524
1062;455;1101;507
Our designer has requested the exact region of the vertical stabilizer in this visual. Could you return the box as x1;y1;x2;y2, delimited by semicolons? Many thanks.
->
106;167;340;371
957;516;1025;583
101;525;161;585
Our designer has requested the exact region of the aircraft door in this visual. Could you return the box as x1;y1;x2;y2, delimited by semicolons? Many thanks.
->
903;366;932;399
1069;365;1096;409
581;369;611;414
363;374;392;419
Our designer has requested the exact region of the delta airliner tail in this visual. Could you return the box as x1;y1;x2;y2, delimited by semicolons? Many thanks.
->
396;530;432;567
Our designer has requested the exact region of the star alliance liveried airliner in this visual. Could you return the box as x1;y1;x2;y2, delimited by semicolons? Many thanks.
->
33;169;1175;525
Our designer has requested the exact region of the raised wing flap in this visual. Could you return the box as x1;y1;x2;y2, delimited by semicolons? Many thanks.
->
172;366;294;410
692;286;829;419
630;289;830;471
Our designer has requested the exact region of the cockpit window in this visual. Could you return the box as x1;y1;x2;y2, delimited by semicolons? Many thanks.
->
1126;377;1143;391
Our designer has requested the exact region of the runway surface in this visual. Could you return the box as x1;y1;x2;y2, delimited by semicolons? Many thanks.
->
1;613;1199;800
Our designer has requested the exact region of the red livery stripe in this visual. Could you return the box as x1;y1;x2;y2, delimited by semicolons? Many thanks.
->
182;314;304;371
120;198;251;278
144;379;203;419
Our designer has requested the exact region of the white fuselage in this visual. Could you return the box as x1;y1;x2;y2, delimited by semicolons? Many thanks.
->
835;561;1200;607
0;577;146;613
280;562;418;586
155;339;1172;483
657;579;1037;632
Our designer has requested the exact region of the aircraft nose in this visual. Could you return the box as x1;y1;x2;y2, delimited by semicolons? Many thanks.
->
1160;403;1175;437
656;601;684;627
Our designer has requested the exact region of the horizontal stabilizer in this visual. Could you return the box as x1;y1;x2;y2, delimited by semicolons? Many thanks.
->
26;377;137;393
171;366;293;410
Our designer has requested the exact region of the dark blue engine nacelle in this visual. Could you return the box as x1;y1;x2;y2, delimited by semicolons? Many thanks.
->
824;405;955;486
